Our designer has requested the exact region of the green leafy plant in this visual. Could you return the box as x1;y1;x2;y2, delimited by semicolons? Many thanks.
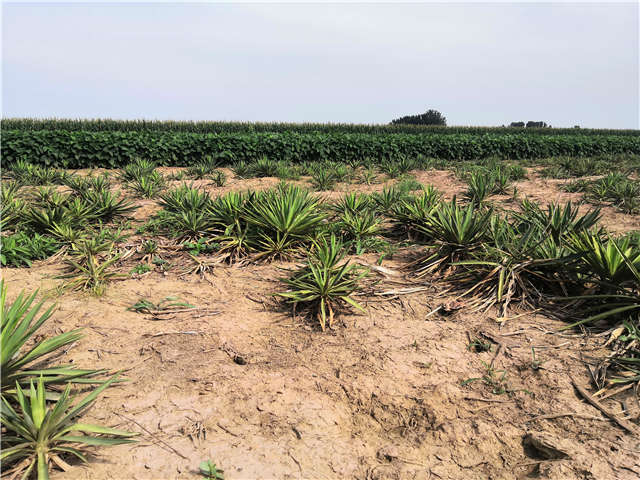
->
130;263;151;275
1;233;59;267
232;160;251;178
519;199;601;245
199;460;224;479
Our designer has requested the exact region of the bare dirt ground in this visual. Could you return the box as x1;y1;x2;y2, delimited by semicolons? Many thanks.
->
3;167;640;480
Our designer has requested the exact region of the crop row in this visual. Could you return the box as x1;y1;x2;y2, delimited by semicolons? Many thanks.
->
3;130;640;169
3;118;640;136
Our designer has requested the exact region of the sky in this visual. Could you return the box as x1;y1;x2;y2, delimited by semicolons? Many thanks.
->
2;1;639;128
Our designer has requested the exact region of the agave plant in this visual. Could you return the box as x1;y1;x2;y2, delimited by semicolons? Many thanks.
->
390;186;441;239
371;187;406;214
311;170;337;191
211;170;227;187
159;184;211;213
519;200;601;245
186;163;214;180
567;231;640;286
207;192;253;262
59;250;124;296
25;206;83;234
463;171;494;205
1;280;102;397
1;183;26;231
244;185;325;260
331;193;372;216
128;171;165;198
82;190;137;221
337;210;382;253
1;376;137;480
455;216;576;315
165;210;215;242
119;158;156;183
560;238;640;334
231;160;251;179
415;198;493;276
277;235;367;331
250;156;279;177
32;187;68;209
9;160;65;186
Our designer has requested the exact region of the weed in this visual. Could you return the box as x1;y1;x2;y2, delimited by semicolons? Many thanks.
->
200;460;224;479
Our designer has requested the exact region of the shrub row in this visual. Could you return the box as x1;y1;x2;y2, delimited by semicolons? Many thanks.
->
3;130;640;169
3;118;640;136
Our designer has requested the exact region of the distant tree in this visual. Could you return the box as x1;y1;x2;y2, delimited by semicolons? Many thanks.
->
526;121;548;128
509;122;525;128
391;109;446;126
574;125;581;129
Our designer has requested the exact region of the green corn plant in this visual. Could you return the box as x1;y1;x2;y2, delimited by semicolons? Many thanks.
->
277;235;367;331
1;376;137;480
1;280;103;397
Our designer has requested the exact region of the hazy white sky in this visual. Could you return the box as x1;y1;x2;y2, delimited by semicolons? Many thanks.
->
2;1;638;128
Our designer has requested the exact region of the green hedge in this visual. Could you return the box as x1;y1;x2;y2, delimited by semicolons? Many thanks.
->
3;118;640;137
3;130;640;169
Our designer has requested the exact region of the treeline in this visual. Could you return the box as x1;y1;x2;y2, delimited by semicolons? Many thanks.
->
3;130;639;169
2;118;639;137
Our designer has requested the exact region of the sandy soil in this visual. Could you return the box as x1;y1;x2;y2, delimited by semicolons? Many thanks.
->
3;167;640;480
